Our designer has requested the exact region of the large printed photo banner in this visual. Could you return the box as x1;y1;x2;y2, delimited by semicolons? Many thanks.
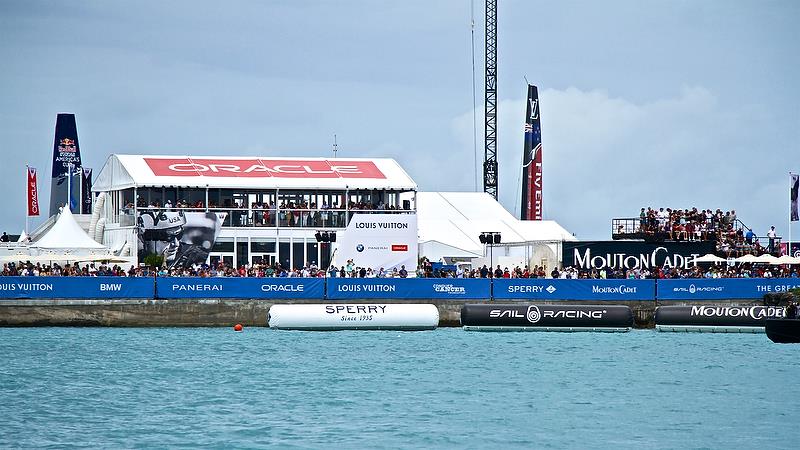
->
657;278;800;300
327;278;491;300
493;279;656;301
0;277;154;299
138;211;227;270
156;277;324;299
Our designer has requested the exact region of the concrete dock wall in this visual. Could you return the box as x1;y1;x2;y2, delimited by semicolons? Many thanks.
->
0;298;770;328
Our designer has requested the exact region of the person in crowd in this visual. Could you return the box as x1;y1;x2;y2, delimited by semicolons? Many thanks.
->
0;232;8;242
767;226;777;253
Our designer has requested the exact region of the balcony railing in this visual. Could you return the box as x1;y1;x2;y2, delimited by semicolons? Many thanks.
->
123;207;414;229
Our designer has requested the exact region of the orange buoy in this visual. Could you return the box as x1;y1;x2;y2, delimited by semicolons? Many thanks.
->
233;323;243;332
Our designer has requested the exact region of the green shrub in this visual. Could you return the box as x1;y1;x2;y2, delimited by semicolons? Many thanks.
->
143;253;164;268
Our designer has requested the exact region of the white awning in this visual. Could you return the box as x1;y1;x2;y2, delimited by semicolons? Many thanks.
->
92;154;418;191
32;207;107;250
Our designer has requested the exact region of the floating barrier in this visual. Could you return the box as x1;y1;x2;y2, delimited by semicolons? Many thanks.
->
460;304;633;332
267;304;439;331
654;305;786;333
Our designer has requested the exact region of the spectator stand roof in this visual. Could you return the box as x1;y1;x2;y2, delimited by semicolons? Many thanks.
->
416;192;576;261
92;154;418;191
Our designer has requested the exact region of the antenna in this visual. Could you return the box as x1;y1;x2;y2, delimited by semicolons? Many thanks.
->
332;134;338;159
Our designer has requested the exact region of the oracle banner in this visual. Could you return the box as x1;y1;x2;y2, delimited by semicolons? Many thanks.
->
27;167;40;216
144;158;387;179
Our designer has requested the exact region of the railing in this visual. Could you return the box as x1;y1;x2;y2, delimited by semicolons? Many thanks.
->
611;216;784;255
124;207;414;229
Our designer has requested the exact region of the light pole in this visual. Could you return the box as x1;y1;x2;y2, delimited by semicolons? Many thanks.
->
479;232;501;276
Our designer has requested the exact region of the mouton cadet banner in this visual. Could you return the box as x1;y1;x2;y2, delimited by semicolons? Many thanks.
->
333;213;418;273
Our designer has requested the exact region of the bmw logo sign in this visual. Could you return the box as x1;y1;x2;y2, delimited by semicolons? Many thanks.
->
356;244;365;252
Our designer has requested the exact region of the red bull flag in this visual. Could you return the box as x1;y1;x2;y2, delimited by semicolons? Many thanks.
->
27;166;40;217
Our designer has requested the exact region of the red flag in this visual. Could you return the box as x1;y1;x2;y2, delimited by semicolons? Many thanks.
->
27;167;40;216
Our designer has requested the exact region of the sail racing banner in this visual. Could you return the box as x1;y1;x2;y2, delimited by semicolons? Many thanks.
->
327;278;491;299
493;279;655;301
520;84;543;221
0;277;153;299
562;241;716;270
657;278;800;300
26;167;40;216
155;277;324;299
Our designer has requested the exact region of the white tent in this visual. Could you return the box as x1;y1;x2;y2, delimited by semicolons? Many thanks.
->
32;207;108;251
753;254;780;264
734;254;760;264
416;192;575;262
16;230;30;243
694;253;726;263
773;255;800;265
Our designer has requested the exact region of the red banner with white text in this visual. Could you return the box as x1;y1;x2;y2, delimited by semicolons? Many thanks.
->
27;167;40;216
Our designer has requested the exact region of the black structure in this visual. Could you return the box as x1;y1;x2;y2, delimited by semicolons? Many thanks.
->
461;304;633;331
766;319;800;343
655;305;785;331
483;0;498;199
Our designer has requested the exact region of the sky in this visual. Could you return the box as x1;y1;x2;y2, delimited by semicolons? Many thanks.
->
1;0;798;240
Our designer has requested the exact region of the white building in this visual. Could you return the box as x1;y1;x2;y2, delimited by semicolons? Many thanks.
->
90;154;575;271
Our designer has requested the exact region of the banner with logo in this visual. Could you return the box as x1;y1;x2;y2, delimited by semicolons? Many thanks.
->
520;84;543;221
48;113;82;217
791;173;799;222
333;213;418;273
26;167;40;217
493;279;656;301
657;278;800;300
156;277;324;299
81;167;93;214
655;305;785;327
138;211;227;269
562;241;715;270
0;277;153;299
327;278;491;299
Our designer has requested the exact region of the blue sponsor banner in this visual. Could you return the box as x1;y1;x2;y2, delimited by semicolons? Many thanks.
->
0;277;153;299
657;278;800;300
493;279;656;301
156;277;324;299
327;278;491;299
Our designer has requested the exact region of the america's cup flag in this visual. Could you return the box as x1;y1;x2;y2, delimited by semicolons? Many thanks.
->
520;84;543;220
27;166;40;217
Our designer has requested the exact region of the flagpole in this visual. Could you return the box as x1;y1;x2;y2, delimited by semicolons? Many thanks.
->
25;164;29;235
790;171;794;257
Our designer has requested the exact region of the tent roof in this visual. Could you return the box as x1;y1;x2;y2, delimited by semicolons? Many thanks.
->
417;192;575;259
32;207;107;250
92;154;418;191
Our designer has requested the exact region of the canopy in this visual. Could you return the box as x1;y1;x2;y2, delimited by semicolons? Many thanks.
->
92;154;418;192
416;192;575;260
734;254;760;263
753;254;780;264
32;207;107;250
694;253;726;263
773;255;800;265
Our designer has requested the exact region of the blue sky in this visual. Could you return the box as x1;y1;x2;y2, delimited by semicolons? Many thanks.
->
1;0;798;240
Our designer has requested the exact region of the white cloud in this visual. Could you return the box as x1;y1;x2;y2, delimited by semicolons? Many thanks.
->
451;86;787;240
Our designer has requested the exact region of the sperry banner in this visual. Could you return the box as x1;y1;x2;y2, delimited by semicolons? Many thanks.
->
144;158;387;179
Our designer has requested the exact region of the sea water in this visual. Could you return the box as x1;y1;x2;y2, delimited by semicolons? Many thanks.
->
1;328;797;448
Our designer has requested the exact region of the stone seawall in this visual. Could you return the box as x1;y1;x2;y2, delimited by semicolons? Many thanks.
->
0;298;770;328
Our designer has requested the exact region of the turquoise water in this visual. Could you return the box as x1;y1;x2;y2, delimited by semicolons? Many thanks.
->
1;328;797;449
